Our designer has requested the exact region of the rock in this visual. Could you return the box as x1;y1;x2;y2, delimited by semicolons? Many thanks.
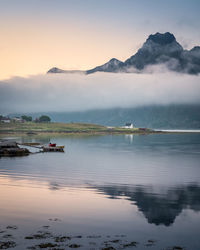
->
68;244;81;248
0;241;16;249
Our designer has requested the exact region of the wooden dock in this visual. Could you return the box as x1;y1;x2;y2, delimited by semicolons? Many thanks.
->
42;146;64;152
0;140;30;157
0;140;65;157
20;142;65;153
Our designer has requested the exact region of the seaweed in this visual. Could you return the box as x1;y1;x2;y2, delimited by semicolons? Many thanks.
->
0;241;16;249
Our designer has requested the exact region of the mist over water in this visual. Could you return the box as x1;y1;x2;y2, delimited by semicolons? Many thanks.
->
0;71;200;114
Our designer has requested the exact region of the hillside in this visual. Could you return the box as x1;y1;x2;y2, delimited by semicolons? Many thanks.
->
11;105;200;129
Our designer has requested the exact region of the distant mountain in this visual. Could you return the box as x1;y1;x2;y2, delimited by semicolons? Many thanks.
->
47;32;200;75
86;58;124;74
47;67;85;74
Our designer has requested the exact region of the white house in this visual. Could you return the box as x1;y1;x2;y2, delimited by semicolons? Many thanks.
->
13;117;24;123
1;118;11;123
125;123;134;129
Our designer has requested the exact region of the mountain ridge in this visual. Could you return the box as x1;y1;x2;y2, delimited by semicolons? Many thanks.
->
47;32;200;75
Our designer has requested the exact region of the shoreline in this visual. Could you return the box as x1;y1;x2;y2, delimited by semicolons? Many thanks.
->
1;122;200;137
0;122;163;136
1;129;200;137
0;130;163;137
155;129;200;133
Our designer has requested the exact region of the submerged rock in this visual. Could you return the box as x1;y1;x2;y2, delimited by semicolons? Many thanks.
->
68;244;81;248
145;239;156;246
37;242;58;248
101;247;116;250
0;241;16;249
27;242;58;249
123;241;138;248
25;231;52;240
2;235;13;239
54;236;71;242
6;225;18;230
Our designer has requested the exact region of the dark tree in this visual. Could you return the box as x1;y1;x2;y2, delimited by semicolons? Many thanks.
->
21;115;32;122
38;115;51;123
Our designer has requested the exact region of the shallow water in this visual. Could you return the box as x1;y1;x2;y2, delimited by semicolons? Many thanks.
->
0;133;200;249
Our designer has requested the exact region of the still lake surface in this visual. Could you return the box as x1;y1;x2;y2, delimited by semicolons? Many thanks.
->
0;133;200;249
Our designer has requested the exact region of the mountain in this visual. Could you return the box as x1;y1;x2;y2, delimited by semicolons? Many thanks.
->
47;67;85;74
123;32;183;71
86;58;124;74
47;32;200;75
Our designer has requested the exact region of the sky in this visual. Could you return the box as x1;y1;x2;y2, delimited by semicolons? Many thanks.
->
0;0;200;80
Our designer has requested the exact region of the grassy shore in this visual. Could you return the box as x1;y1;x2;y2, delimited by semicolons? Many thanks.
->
0;122;157;135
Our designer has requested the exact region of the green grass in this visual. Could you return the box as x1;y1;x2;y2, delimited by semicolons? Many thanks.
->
0;122;155;135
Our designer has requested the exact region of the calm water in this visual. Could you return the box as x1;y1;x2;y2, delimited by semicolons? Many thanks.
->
0;133;200;249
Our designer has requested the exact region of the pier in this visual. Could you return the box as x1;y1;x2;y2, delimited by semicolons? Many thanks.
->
0;140;30;157
0;140;64;157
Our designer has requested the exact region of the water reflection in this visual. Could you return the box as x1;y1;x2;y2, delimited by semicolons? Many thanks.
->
124;134;134;144
90;183;200;226
46;180;200;226
1;133;200;250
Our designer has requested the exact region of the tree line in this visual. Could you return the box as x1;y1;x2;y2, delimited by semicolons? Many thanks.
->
0;115;51;123
22;115;51;122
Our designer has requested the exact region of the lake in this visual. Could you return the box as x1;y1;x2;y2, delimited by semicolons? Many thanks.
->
0;133;200;250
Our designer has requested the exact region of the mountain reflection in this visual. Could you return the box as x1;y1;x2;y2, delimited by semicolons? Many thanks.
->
90;184;200;226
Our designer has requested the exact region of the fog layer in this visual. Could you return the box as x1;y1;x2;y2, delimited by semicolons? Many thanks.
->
0;71;200;114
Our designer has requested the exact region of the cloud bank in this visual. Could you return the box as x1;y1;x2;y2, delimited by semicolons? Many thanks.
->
0;71;200;114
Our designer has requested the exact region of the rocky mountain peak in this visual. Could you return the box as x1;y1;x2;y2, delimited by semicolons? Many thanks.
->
147;32;176;45
109;58;121;63
47;67;63;73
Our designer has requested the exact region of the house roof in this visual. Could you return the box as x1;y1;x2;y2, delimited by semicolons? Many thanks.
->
1;117;10;120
